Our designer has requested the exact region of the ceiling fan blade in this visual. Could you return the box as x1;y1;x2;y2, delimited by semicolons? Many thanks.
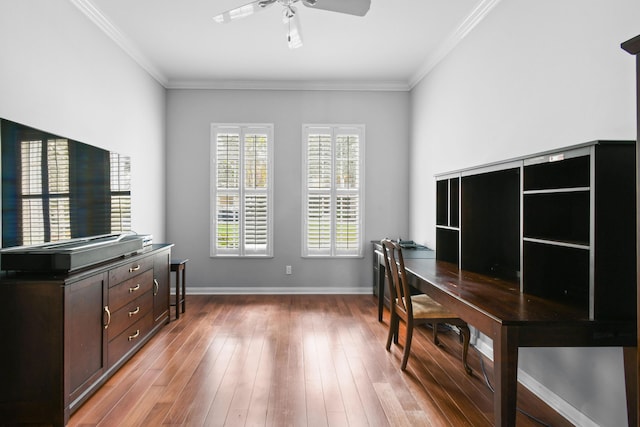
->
213;0;277;24
302;0;371;17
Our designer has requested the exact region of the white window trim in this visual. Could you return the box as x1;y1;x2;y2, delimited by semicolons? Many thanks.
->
302;124;365;258
210;123;274;257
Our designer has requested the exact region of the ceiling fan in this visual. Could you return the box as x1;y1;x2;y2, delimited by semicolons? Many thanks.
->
213;0;371;49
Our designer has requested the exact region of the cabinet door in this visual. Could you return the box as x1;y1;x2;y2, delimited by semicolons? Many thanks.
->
153;250;170;324
66;273;108;407
1;280;65;425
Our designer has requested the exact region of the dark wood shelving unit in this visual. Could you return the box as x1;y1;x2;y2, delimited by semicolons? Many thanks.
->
436;140;636;321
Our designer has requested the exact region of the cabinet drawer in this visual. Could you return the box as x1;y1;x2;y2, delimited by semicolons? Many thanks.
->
109;256;154;287
109;269;153;312
107;291;153;341
107;312;153;367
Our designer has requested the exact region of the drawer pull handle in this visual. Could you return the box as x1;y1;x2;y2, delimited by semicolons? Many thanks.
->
129;264;141;273
128;306;140;317
153;279;159;295
129;284;141;293
104;306;111;329
128;329;140;341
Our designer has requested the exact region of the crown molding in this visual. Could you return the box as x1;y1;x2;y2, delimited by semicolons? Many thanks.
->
409;0;502;89
165;79;411;92
69;0;169;86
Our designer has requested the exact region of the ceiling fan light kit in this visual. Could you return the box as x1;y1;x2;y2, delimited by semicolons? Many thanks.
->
213;0;371;49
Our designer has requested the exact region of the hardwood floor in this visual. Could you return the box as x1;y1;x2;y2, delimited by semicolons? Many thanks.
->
68;295;574;426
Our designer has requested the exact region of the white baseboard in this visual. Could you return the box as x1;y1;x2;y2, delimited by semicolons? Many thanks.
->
516;370;599;427
471;333;599;427
175;286;373;295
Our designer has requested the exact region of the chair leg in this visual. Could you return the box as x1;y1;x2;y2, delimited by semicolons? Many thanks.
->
459;324;472;375
401;321;414;371
392;315;400;344
386;313;397;351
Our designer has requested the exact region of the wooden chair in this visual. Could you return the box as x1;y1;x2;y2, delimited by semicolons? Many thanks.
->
381;238;472;373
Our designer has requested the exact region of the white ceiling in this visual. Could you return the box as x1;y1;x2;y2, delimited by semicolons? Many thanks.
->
73;0;500;90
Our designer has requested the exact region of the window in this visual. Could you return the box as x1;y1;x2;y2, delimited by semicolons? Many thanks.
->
211;124;273;257
303;125;364;257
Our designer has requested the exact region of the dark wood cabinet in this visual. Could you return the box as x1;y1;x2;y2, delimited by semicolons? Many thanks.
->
436;141;636;321
0;244;172;426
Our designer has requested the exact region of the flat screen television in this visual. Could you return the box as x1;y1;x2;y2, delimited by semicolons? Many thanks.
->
0;118;132;249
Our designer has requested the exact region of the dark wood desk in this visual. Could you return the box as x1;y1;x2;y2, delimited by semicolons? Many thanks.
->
398;258;637;427
372;241;434;321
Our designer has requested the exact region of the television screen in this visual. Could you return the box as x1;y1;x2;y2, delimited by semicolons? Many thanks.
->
0;118;131;248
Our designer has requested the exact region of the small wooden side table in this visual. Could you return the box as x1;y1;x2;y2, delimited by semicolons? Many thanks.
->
170;259;188;319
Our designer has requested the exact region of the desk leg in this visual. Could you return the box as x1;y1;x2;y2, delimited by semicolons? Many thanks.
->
493;326;519;427
623;346;638;427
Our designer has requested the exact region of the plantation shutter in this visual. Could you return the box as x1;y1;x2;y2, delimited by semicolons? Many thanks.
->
215;131;241;253
306;132;332;252
335;134;360;253
243;132;269;254
211;124;273;257
303;125;364;257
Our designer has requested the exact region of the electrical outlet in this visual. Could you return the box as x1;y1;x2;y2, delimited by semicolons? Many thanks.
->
285;265;292;275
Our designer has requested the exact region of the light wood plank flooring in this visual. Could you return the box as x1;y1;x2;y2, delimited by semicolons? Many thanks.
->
68;295;573;426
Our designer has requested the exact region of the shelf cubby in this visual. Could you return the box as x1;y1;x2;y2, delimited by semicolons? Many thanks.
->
523;154;590;190
436;227;459;264
523;190;590;246
460;167;520;281
523;240;590;314
436;176;459;227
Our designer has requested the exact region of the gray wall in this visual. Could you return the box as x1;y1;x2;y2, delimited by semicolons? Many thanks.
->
409;0;639;425
166;89;410;291
0;0;167;242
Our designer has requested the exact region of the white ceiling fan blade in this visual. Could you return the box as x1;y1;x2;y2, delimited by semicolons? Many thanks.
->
285;9;303;49
302;0;371;17
213;0;276;24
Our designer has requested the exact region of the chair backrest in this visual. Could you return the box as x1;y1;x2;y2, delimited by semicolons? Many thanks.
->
381;239;412;318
